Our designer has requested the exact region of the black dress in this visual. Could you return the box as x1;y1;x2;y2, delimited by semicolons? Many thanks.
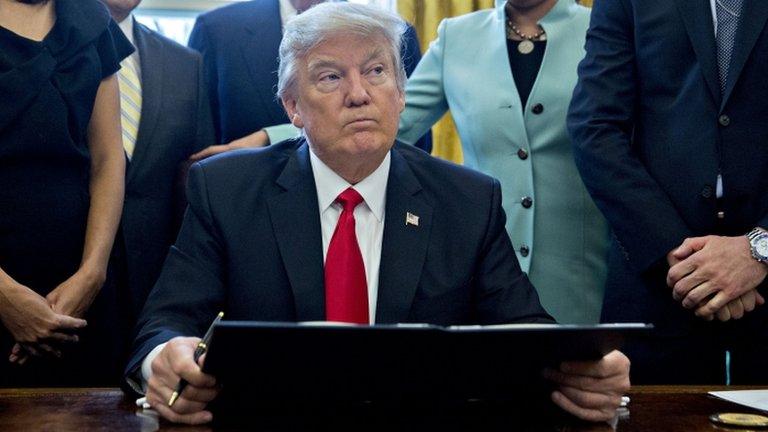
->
0;0;133;386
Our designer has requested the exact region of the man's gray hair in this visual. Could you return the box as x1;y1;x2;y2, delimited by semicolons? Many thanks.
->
276;2;408;101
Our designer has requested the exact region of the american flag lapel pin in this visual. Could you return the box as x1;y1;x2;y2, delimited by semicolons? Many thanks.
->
406;212;419;227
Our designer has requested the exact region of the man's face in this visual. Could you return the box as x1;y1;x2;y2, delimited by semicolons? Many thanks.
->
282;34;405;175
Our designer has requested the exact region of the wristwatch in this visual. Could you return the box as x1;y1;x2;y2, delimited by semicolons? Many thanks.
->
747;228;768;263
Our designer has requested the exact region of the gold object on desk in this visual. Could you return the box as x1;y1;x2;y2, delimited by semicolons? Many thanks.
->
710;412;768;428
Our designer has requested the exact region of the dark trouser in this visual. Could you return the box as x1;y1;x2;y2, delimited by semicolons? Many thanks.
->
622;318;768;385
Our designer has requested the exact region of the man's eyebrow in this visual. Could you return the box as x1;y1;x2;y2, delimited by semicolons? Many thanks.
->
307;58;341;73
306;48;389;74
362;48;387;66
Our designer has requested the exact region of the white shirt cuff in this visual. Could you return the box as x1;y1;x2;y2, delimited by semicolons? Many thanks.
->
136;343;167;394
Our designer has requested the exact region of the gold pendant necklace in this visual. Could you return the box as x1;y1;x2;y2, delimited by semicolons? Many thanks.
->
517;39;534;54
506;21;546;55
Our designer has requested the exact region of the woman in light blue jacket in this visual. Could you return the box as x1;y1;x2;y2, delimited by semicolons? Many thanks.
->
398;0;608;323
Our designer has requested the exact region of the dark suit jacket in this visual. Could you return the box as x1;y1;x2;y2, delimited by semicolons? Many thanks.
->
567;0;768;333
187;0;431;152
119;21;215;319
125;139;552;376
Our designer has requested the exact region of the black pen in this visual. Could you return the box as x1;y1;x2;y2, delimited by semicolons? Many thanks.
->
168;311;224;407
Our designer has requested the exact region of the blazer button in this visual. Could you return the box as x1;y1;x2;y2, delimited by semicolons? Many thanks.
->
521;196;533;208
532;103;544;115
700;185;713;199
519;245;530;257
517;148;529;160
718;114;731;127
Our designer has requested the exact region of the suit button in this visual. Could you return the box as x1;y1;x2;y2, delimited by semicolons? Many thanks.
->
701;185;713;199
517;148;529;160
521;196;533;208
719;115;731;126
532;103;544;115
519;245;530;257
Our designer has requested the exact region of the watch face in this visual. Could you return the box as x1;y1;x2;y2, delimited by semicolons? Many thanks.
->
757;237;768;259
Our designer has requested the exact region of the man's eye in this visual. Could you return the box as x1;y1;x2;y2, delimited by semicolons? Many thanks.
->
370;66;384;75
320;73;340;82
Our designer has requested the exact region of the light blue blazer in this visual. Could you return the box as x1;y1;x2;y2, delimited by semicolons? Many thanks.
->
398;0;608;323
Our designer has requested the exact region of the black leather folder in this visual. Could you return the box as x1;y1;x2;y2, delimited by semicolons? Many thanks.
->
202;321;650;404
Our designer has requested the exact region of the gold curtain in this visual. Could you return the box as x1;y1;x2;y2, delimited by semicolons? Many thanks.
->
398;0;495;163
398;0;592;162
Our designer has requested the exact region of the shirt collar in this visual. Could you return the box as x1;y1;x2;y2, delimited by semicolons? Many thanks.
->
117;13;135;45
279;0;299;28
309;146;390;223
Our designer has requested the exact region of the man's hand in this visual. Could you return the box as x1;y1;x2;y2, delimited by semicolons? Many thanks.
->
0;282;86;362
46;270;105;319
543;350;630;423
145;337;219;425
667;236;768;319
189;129;269;161
710;289;765;321
667;242;764;321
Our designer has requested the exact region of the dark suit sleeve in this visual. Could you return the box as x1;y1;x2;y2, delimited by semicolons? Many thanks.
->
401;23;432;154
567;0;694;273
474;179;554;324
124;163;227;378
188;15;222;144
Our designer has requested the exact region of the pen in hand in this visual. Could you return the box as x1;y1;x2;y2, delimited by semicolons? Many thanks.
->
168;311;224;407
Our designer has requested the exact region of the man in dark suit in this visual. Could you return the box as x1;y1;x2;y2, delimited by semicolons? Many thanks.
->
102;0;215;321
568;0;768;384
186;0;430;159
126;3;629;425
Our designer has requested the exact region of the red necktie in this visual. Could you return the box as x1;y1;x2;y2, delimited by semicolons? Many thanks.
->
325;188;369;324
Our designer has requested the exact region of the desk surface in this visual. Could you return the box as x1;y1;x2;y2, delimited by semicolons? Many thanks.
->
0;386;764;431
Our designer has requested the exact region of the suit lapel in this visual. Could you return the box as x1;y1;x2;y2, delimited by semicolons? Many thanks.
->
375;145;433;324
721;2;768;108
268;142;326;321
675;0;721;106
129;21;163;183
242;0;285;126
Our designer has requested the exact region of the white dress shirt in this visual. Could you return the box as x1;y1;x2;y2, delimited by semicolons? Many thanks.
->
116;14;141;78
137;147;391;392
310;147;389;323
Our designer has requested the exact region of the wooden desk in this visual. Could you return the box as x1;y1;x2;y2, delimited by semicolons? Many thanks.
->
0;387;763;431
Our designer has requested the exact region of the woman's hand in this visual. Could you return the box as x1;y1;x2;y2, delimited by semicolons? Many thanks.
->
0;279;86;363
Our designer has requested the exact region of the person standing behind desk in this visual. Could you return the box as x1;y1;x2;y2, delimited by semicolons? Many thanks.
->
124;3;629;425
568;0;768;383
100;0;215;322
0;0;130;385
186;0;431;160
398;0;609;324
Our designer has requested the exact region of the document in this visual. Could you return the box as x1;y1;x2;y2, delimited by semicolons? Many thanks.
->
709;390;768;412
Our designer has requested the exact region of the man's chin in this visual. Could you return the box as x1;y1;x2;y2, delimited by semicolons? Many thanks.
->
348;132;393;154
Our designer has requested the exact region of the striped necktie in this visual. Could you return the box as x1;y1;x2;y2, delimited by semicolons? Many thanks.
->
118;54;142;159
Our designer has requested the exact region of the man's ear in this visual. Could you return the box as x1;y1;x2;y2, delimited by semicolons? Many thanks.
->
282;97;304;128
